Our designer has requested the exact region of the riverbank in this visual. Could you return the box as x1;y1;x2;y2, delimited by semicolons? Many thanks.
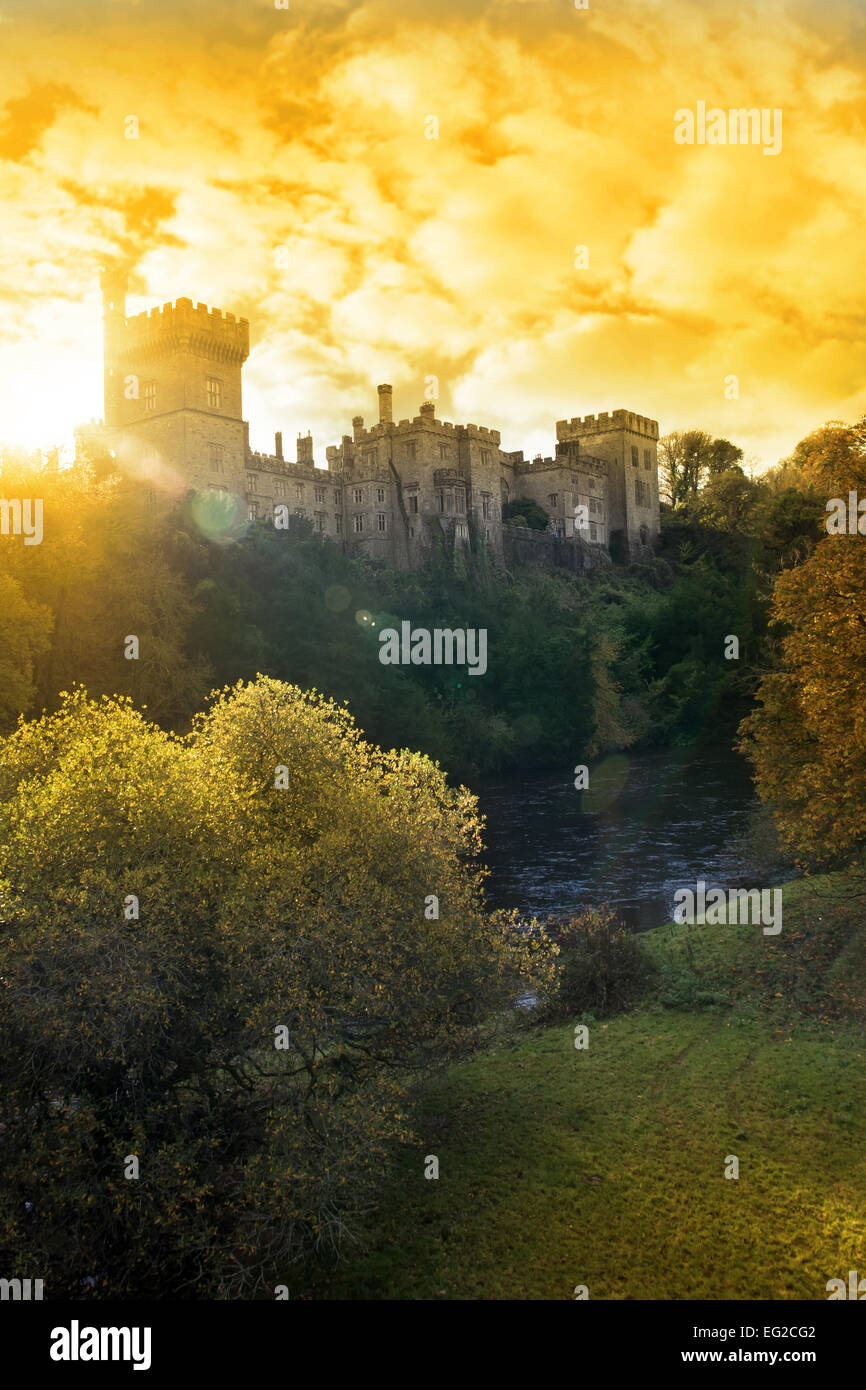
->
299;870;866;1299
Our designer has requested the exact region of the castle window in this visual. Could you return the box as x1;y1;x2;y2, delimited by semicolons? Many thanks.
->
455;521;468;539
480;449;490;464
548;493;558;508
439;445;448;461
406;442;416;461
363;450;376;467
590;522;598;541
207;377;222;409
209;444;224;473
353;487;364;505
456;491;465;513
274;478;286;498
635;479;649;507
335;514;342;532
377;487;385;503
481;495;492;519
144;382;156;412
249;499;260;519
295;483;304;500
631;446;639;468
314;485;326;503
643;449;652;470
209;484;227;496
408;493;419;514
247;472;257;491
334;488;342;504
315;513;326;532
352;514;364;533
409;525;416;538
377;513;387;532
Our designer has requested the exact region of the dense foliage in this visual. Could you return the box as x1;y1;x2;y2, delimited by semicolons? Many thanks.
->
738;421;866;867
0;678;554;1296
0;437;827;781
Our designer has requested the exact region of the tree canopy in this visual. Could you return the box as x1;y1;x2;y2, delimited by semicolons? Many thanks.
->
739;419;866;866
0;678;554;1296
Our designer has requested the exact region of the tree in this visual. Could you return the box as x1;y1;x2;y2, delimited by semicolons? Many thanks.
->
692;468;757;531
706;438;744;476
0;572;52;726
503;497;550;530
658;430;712;505
0;451;212;726
659;431;747;505
738;419;866;865
0;679;554;1296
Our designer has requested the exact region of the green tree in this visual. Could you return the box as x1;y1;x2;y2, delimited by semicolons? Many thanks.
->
0;679;554;1296
706;438;744;476
0;572;52;726
503;497;550;530
659;430;714;505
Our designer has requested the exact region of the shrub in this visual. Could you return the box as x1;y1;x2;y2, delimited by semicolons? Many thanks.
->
543;907;650;1018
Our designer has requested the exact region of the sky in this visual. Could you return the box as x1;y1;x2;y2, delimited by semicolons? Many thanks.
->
0;0;864;470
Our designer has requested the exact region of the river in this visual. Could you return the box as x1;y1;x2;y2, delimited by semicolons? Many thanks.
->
475;744;792;933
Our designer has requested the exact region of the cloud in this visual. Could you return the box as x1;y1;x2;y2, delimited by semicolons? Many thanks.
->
0;0;863;467
0;81;97;162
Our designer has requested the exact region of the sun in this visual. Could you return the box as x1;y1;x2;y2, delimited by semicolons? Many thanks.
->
0;296;103;457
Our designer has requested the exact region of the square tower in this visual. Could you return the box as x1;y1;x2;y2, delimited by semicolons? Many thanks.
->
101;274;250;498
555;409;659;559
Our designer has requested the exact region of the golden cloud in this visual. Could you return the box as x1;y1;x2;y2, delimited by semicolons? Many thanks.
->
0;0;863;466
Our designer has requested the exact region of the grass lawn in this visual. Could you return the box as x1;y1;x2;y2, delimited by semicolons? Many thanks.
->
301;873;866;1299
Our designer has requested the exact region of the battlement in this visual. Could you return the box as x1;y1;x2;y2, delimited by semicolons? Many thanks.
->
117;298;250;362
351;416;462;444
457;424;501;445
556;409;658;440
247;452;334;481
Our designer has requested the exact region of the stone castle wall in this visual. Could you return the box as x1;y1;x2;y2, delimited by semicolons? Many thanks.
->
98;280;661;569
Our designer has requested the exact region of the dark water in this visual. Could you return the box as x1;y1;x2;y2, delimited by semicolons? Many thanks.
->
476;746;790;933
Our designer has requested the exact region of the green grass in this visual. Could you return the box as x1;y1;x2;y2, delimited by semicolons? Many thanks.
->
299;872;866;1299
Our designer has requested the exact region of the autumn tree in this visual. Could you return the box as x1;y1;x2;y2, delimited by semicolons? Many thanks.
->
0;678;554;1297
738;418;866;865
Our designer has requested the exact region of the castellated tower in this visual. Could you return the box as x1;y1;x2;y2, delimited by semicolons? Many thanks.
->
555;410;660;559
94;280;660;571
101;272;250;496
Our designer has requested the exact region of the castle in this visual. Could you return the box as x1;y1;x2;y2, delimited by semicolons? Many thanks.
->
95;272;661;569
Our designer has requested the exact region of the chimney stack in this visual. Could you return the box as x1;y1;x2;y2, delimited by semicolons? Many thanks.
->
275;431;283;460
419;401;436;420
377;384;393;424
